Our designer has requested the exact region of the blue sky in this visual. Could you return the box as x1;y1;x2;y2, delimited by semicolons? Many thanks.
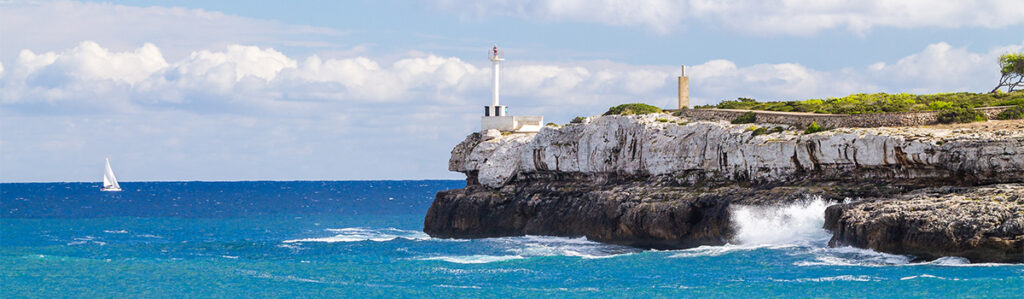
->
2;0;1023;182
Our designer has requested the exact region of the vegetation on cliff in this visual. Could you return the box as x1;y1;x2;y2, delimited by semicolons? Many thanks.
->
604;103;662;116
997;104;1024;120
936;103;988;123
696;91;1024;115
730;111;757;124
803;121;823;134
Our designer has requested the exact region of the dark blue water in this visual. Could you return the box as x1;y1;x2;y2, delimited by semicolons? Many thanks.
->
2;181;1022;297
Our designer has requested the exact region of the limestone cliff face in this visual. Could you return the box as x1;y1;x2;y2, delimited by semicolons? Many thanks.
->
428;114;1024;257
452;114;1024;188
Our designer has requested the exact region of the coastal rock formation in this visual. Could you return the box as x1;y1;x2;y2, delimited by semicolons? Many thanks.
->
427;114;1024;259
825;184;1024;263
453;114;1024;189
425;181;732;249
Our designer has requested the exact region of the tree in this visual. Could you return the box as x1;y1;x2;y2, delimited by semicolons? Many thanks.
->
991;52;1024;93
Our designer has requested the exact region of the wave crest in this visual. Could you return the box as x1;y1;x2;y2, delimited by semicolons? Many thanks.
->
283;227;429;243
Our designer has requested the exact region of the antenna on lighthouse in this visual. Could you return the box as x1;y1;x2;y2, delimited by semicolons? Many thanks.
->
485;44;505;117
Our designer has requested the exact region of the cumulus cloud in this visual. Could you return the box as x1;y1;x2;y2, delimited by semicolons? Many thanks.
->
3;40;1019;181
1;41;680;112
4;40;1019;112
0;0;346;59
432;0;1024;35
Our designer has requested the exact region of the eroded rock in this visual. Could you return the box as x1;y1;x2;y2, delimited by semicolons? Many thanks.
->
428;115;1024;259
825;184;1024;263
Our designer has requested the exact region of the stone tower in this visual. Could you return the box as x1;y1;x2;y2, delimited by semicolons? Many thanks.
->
678;65;689;109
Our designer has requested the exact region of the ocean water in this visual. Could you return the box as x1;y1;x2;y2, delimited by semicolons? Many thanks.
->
2;181;1022;298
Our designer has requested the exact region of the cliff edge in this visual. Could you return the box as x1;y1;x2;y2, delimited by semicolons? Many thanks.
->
425;114;1024;261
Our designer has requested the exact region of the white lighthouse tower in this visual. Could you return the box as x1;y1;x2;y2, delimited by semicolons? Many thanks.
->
480;45;543;133
485;45;506;117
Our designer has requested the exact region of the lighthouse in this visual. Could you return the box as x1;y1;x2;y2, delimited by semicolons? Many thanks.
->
480;45;543;133
485;45;506;117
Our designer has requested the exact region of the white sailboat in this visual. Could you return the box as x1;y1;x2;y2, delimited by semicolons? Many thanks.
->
101;158;122;192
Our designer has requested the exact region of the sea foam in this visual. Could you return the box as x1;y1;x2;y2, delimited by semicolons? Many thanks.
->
731;196;832;246
420;255;526;264
283;227;430;243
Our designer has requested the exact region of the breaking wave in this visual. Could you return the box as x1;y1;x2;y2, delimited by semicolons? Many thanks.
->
283;227;430;243
417;235;640;264
771;275;880;283
731;197;833;246
420;255;526;264
795;246;912;266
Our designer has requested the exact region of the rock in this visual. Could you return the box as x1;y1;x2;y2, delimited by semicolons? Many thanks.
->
425;175;912;248
481;129;501;141
456;114;1024;188
425;179;734;249
824;184;1024;263
427;115;1024;259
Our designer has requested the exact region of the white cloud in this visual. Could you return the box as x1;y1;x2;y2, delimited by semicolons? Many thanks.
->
1;41;681;110
2;40;1020;181
432;0;1024;35
0;1;346;59
4;40;1019;110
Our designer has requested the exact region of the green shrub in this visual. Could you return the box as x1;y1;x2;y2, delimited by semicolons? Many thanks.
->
936;104;987;124
731;112;757;124
997;97;1024;106
770;126;785;133
709;91;1024;115
570;116;586;124
603;103;663;116
656;118;669;122
996;104;1024;120
804;121;823;134
751;127;768;136
545;122;558;127
927;101;952;110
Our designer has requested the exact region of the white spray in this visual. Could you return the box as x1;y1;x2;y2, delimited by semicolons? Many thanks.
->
730;196;833;246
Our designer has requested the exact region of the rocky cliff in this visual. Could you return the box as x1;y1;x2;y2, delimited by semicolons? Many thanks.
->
425;114;1024;261
825;184;1024;263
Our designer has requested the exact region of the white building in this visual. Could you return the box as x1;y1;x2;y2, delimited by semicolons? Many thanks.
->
482;45;543;133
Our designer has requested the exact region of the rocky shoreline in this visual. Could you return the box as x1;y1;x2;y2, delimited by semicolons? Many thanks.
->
826;184;1024;263
425;114;1024;262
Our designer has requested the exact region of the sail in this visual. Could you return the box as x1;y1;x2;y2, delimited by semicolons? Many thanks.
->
103;158;121;190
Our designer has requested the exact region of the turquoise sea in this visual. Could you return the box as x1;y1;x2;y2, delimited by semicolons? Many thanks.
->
2;181;1022;297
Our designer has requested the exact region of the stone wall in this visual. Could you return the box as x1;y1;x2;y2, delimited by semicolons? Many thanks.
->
670;106;1014;128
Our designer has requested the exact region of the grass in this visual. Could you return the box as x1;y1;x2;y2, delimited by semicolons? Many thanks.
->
695;91;1024;115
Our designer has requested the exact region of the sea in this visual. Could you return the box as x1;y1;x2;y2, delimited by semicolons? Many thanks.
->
2;181;1022;298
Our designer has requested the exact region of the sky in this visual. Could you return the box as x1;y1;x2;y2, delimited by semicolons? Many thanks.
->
2;0;1024;182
